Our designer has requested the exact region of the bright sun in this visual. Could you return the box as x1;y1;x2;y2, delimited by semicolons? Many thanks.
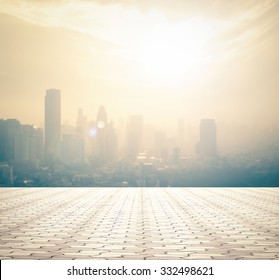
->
137;18;215;85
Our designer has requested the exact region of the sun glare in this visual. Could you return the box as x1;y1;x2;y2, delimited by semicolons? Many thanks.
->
137;17;215;85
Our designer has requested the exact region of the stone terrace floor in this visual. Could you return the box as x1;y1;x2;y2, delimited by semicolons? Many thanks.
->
0;187;278;260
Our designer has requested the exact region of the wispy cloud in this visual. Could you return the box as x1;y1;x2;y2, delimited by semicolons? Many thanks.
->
1;1;278;77
1;0;278;51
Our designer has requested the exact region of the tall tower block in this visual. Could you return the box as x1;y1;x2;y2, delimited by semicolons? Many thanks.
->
44;89;61;161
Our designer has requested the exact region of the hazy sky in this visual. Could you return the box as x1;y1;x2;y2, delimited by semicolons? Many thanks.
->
0;0;278;127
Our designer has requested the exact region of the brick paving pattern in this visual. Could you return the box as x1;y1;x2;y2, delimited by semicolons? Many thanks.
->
0;187;278;260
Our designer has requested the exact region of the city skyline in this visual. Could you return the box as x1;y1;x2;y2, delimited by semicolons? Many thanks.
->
1;111;279;187
1;87;278;163
0;0;278;128
0;0;279;185
1;89;279;159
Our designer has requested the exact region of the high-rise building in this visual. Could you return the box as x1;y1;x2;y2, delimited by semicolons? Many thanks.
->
95;106;108;162
16;125;43;163
196;119;217;158
94;106;117;163
44;89;61;161
0;119;43;164
0;119;21;163
0;164;13;186
96;106;108;127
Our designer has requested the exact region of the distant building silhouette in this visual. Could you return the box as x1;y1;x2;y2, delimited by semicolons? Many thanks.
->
96;105;108;126
44;89;61;162
0;164;13;186
0;119;21;163
18;124;43;163
0;119;42;165
95;106;117;163
75;108;87;162
60;134;76;164
95;106;108;162
196;119;217;158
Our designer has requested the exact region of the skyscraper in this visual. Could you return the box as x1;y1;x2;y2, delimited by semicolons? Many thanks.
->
196;119;217;158
44;89;61;161
75;108;87;162
95;106;117;163
95;106;108;162
96;105;108;128
0;119;43;164
0;119;21;163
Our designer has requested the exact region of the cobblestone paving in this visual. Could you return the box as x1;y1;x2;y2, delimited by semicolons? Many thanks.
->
0;188;278;260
